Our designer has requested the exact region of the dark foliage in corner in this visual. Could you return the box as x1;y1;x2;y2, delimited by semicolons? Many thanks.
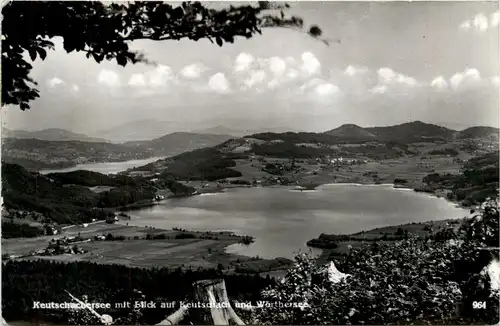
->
2;1;325;110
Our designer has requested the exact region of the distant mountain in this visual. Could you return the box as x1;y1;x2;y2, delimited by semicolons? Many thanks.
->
364;121;456;142
92;119;180;143
324;124;378;140
1;138;154;171
2;128;107;143
123;132;233;156
456;126;499;139
192;126;300;137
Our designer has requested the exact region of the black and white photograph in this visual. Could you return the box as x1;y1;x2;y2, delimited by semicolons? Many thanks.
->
1;0;499;325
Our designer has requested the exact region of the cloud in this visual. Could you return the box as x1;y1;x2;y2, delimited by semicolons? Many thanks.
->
370;68;419;93
47;77;64;87
243;70;266;90
232;52;323;93
300;52;321;75
449;68;481;89
460;11;499;31
377;67;396;83
97;69;120;87
430;76;448;89
396;74;418;86
149;65;174;87
268;57;287;76
234;53;254;72
208;72;230;93
370;85;388;94
344;65;368;77
376;67;418;87
314;83;340;96
180;63;205;79
300;78;340;98
71;84;80;92
128;74;147;87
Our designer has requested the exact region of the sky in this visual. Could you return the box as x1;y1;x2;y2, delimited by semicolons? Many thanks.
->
2;1;500;135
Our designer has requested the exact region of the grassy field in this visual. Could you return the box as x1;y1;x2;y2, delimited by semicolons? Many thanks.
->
2;222;292;274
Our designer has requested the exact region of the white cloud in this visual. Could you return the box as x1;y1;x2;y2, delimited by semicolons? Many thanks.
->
370;85;388;94
268;57;287;76
300;52;321;75
47;77;64;87
234;53;254;72
300;78;340;97
344;65;368;77
314;83;340;96
71;84;80;92
431;76;448;89
149;65;174;87
180;63;205;79
450;68;481;89
208;72;230;93
460;11;499;31
97;69;120;87
377;67;418;87
232;53;322;92
128;74;147;87
378;67;396;83
396;74;418;86
243;70;266;90
473;13;489;31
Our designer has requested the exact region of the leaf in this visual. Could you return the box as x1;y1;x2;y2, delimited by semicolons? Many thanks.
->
116;55;127;66
28;49;37;61
37;48;47;60
63;40;76;53
216;37;223;47
20;102;29;110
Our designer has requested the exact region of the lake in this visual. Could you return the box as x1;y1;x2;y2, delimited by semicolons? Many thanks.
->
38;157;163;175
126;184;470;259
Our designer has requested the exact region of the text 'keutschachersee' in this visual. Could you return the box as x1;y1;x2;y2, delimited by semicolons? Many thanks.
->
32;301;310;310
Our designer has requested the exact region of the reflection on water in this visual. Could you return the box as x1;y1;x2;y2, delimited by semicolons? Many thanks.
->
127;184;469;259
39;157;164;175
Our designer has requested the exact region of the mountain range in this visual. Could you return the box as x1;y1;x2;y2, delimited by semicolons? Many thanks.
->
123;132;233;156
6;121;496;144
323;121;499;143
1;128;108;143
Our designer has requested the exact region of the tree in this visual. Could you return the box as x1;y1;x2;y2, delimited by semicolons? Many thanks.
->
254;198;500;325
1;1;327;110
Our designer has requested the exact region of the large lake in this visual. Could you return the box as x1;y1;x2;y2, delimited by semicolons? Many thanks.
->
126;185;469;259
38;160;470;259
39;157;163;175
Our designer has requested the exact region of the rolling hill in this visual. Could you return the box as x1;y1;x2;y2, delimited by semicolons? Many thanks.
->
324;124;378;140
2;132;234;171
122;132;234;156
323;121;459;143
192;126;299;137
456;126;499;139
364;121;456;142
2;128;108;143
1;138;154;170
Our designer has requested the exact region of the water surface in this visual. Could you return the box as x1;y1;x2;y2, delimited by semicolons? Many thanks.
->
39;157;163;175
127;184;469;259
